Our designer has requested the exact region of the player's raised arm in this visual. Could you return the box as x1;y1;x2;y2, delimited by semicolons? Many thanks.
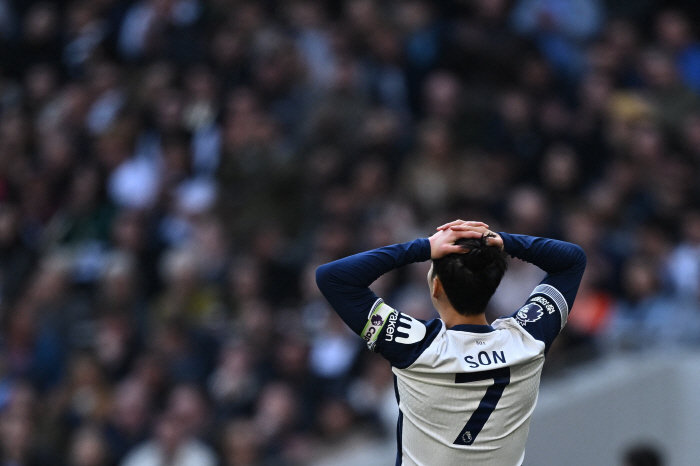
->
316;223;487;347
497;233;587;310
441;222;586;352
498;232;586;352
315;238;430;337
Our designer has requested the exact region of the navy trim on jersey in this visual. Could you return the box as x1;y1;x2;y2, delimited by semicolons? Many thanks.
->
394;374;403;466
395;411;404;466
448;324;495;333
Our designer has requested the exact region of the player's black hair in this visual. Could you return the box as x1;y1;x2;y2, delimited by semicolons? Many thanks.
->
431;235;508;316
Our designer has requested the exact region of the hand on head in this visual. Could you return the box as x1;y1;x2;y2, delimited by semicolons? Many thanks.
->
430;220;503;259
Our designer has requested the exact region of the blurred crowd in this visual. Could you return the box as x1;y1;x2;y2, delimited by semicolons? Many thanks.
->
0;0;699;465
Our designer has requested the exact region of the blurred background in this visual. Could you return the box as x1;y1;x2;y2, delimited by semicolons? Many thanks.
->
0;0;698;465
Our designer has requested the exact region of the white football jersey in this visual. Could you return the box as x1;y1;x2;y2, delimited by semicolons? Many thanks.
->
361;284;569;466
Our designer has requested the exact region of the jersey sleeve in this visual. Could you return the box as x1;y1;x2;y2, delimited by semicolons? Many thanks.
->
499;233;586;353
315;239;431;335
511;284;569;353
364;300;443;369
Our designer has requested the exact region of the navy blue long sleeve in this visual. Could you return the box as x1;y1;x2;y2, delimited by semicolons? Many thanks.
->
499;233;586;310
316;233;586;355
315;238;431;335
498;233;587;352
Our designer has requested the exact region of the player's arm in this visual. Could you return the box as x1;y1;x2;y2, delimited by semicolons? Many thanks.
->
316;224;486;354
315;238;430;337
498;233;586;352
438;221;586;352
498;233;586;310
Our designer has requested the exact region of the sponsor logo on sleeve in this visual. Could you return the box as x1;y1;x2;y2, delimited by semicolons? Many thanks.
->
384;311;398;341
515;302;544;327
385;313;426;344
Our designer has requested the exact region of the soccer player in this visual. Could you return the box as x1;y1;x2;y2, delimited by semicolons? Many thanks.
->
316;220;586;466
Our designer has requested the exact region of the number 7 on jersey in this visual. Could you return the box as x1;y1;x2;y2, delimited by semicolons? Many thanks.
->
453;367;511;445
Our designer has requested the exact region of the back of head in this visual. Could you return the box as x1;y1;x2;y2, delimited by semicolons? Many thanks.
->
431;236;508;316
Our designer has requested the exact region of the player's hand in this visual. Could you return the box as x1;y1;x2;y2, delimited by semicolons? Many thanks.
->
436;220;489;231
429;227;484;259
436;220;504;251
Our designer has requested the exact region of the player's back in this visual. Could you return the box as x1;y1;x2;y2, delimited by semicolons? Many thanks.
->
315;233;586;466
394;317;545;466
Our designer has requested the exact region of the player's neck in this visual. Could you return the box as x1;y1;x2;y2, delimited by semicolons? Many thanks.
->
439;307;489;328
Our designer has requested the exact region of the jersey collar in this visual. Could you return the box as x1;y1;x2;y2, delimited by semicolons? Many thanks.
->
447;324;495;333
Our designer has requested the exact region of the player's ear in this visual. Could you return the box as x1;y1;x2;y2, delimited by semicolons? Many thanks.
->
432;276;442;299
